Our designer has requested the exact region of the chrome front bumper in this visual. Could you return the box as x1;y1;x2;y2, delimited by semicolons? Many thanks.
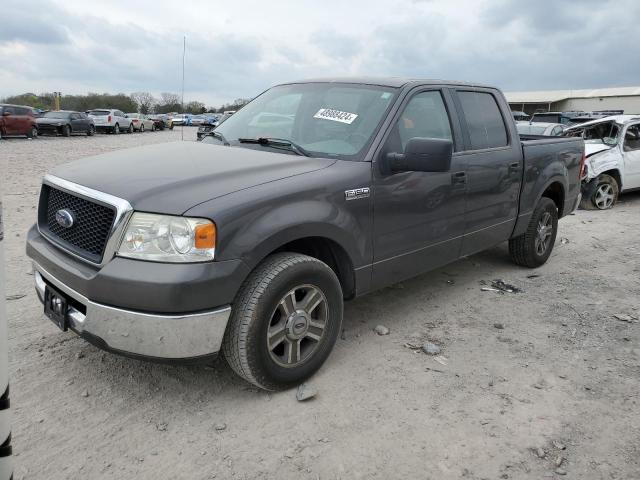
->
33;263;231;361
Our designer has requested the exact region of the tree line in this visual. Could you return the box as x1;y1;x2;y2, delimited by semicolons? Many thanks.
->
0;91;251;115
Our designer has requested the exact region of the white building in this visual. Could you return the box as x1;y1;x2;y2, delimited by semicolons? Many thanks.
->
505;86;640;115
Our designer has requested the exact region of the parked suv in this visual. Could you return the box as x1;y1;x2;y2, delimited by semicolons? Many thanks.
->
0;104;38;139
26;78;583;391
87;109;133;134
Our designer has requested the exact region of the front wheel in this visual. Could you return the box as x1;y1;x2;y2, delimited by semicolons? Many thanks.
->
223;253;343;391
62;124;71;137
87;125;95;136
127;124;134;134
27;126;38;139
580;174;619;210
509;197;558;268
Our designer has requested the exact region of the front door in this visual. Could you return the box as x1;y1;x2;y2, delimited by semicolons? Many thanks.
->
623;123;640;190
452;89;522;256
372;88;467;289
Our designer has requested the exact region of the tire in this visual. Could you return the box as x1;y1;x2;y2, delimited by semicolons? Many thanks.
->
509;197;558;268
62;124;71;137
580;174;619;210
87;125;95;136
128;123;134;134
140;124;145;133
169;124;174;130
223;253;343;391
114;124;120;135
27;126;38;139
151;123;156;132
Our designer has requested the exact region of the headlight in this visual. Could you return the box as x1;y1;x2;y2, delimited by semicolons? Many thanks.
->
117;213;216;263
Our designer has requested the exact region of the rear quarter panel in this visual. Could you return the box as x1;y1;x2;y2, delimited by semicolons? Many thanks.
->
512;138;583;237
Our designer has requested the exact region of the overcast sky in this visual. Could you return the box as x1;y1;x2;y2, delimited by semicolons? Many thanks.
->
2;0;639;106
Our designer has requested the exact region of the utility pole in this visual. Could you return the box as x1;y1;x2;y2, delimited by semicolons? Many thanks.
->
181;35;186;141
53;92;61;111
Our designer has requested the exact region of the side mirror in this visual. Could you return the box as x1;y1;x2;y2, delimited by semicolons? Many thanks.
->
387;137;453;173
2;111;11;117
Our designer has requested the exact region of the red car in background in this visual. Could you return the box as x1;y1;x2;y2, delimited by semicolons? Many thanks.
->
0;104;38;139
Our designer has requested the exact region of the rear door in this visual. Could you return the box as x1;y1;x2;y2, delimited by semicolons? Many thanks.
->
622;123;640;190
452;89;523;256
69;113;84;132
16;107;31;134
372;87;467;288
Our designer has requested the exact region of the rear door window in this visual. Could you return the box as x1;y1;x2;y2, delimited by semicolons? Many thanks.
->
457;91;508;150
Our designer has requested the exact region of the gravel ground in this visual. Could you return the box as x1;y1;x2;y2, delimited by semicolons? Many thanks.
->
1;130;640;480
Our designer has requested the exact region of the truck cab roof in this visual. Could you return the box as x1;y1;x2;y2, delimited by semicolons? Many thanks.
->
282;77;497;90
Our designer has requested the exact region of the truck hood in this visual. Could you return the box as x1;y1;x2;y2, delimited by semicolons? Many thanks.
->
585;143;612;157
51;141;335;214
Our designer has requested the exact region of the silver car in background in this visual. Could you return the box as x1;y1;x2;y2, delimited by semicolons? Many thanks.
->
126;113;155;132
516;121;565;136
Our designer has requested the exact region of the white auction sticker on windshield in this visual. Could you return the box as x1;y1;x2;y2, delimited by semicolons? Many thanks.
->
314;108;358;124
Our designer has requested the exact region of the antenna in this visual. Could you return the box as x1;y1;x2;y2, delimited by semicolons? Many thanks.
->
181;35;186;141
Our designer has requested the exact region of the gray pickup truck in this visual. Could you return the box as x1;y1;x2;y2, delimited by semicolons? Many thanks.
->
26;78;584;390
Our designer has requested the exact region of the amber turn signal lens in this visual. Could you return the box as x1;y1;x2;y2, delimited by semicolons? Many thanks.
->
194;223;216;249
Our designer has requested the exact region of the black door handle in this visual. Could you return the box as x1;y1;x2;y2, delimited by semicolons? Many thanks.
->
451;171;467;184
509;162;520;171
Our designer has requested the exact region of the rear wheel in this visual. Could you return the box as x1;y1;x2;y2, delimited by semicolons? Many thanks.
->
114;123;120;134
127;123;134;134
223;253;343;391
509;197;558;268
87;125;95;136
580;174;619;210
151;123;156;132
140;124;145;133
27;126;38;139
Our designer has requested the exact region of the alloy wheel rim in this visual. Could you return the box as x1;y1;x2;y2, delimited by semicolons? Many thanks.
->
267;284;327;368
595;184;614;209
534;211;553;255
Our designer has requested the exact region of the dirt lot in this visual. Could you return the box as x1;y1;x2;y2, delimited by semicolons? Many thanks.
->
1;130;639;480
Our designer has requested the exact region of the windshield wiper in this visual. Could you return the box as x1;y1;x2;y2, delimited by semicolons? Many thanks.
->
237;137;311;157
206;130;230;146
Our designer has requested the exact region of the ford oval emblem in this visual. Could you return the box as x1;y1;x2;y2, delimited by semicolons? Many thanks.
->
55;209;75;229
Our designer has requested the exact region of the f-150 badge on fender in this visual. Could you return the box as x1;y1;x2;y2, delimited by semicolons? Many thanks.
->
345;187;370;200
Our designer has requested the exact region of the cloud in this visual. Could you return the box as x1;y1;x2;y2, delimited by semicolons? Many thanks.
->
0;0;70;45
1;0;640;106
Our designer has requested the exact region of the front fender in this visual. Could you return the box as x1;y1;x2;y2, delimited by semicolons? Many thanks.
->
185;160;373;273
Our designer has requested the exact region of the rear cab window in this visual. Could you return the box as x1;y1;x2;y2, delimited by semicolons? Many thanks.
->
456;90;509;150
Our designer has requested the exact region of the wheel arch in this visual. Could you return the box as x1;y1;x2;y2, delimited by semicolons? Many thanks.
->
540;180;565;217
245;231;357;300
600;169;622;190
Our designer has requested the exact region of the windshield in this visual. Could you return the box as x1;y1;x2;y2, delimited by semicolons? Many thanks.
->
43;112;70;119
89;110;110;116
203;83;397;160
563;120;620;146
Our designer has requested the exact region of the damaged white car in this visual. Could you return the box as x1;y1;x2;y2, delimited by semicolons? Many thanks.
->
564;115;640;209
